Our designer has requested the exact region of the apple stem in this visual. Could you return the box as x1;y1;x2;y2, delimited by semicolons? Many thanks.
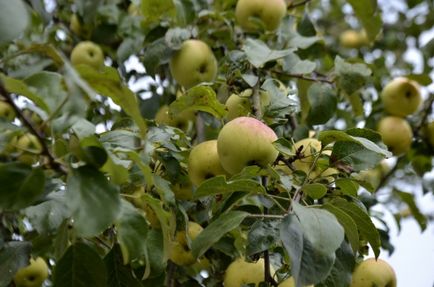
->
0;82;68;175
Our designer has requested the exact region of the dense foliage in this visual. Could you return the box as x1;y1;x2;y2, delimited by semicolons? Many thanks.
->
0;0;433;286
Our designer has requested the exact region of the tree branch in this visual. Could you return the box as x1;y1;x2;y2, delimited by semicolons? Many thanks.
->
288;0;313;9
0;81;68;175
272;70;334;85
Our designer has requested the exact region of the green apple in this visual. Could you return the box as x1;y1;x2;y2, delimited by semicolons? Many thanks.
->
217;116;278;174
225;89;271;121
188;140;227;186
169;221;203;266
15;133;43;154
0;100;16;121
155;105;195;130
350;258;396;287
235;0;287;31
172;181;194;200
13;257;49;287
69;14;81;35
380;77;421;117
169;39;218;89
278;277;314;287
377;116;413;156
339;30;369;48
224;258;273;287
70;41;104;69
425;121;434;148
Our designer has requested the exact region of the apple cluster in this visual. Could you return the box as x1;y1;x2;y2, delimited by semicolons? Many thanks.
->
377;77;421;156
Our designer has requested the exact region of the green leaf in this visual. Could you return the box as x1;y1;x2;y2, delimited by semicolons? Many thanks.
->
0;74;50;112
282;52;316;75
335;56;372;95
331;141;385;172
346;0;382;41
53;243;107;287
335;178;359;197
306;83;337;125
0;162;45;210
76;66;147;136
191;211;249;258
145;229;166;276
115;200;149;264
246;220;280;256
302;183;327;199
322;203;359;253
142;38;173;76
141;0;176;24
316;241;355;287
24;193;71;234
0;242;32;287
406;74;433;86
0;0;29;44
280;212;337;286
332;199;381;258
394;189;427;231
293;203;344;256
273;138;295;157
242;38;293;68
104;245;143;287
193;176;265;199
66;166;121;237
169;85;226;118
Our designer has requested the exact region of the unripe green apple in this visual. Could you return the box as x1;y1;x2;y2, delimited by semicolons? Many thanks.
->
339;30;369;48
70;41;104;69
292;138;322;174
15;133;43;154
169;39;218;89
0;100;16;121
188;140;227;186
235;0;287;31
377;116;413;156
350;258;396;287
217;117;278;174
69;14;82;35
155;105;195;130
13;257;49;287
278;276;314;287
224;258;273;287
380;77;421;117
426;121;434;148
169;221;203;266
225;89;271;121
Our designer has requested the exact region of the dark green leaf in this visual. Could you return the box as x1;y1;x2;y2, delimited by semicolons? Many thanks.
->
335;178;359;197
394;189;427;231
191;211;249;258
0;162;45;210
115;200;149;264
53;243;107;287
346;0;382;41
335;56;372;95
306;83;337;125
104;245;143;287
194;176;265;199
66;165;121;237
246;220;280;256
0;241;32;287
302;183;327;199
243;38;293;68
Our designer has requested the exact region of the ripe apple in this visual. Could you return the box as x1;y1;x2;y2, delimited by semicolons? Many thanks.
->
155;105;195;130
235;0;287;31
0;100;16;121
377;116;413;156
169;221;203;266
380;77;421;117
225;89;271;121
278;276;314;287
13;257;49;287
188;140;227;186
339;30;369;48
217;116;278;174
224;258;273;287
70;41;105;69
350;258;397;287
169;39;218;89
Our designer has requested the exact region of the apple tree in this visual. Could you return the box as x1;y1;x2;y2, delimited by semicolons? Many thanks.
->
0;0;433;286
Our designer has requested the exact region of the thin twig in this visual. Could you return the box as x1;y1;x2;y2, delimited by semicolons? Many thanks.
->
288;0;313;9
264;250;279;286
272;70;334;85
0;82;68;175
252;78;262;119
